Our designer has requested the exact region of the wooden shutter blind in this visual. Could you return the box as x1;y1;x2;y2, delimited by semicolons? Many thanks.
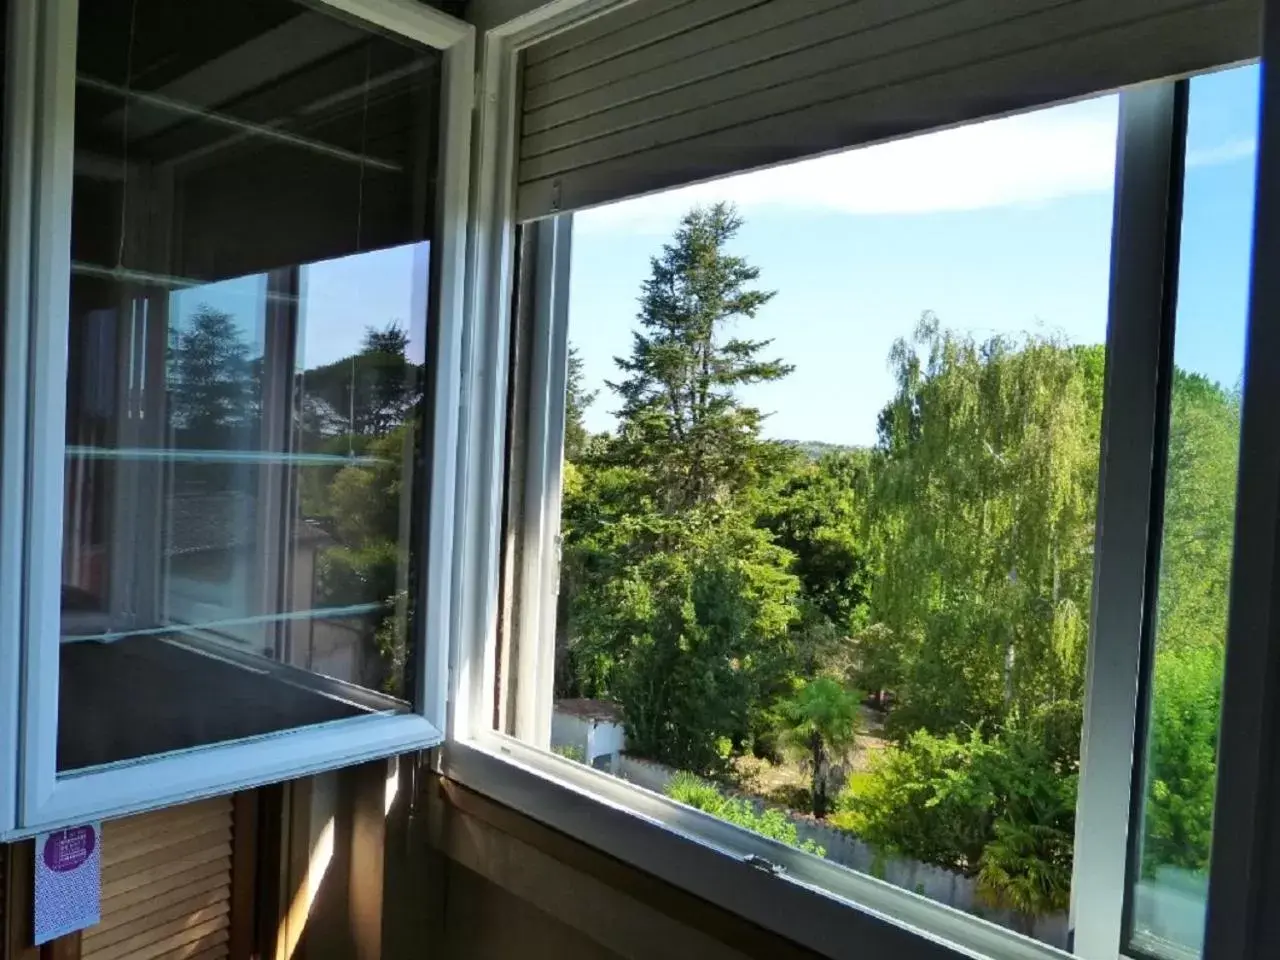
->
517;0;1259;218
81;797;234;960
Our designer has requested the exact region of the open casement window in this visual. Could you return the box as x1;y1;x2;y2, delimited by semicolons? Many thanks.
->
4;0;472;833
445;3;1271;960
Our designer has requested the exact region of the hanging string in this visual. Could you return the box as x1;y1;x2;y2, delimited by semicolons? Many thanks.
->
355;41;372;253
115;0;140;269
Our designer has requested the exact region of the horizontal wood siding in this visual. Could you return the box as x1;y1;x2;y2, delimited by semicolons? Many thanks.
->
516;0;1258;217
82;798;234;960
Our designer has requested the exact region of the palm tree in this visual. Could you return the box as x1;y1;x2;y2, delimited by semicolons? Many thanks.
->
778;677;862;818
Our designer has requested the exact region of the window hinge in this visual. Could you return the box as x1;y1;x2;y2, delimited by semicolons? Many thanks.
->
742;854;784;877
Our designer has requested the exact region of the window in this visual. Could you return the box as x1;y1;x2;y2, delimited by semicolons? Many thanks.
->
498;95;1121;947
464;48;1271;957
56;0;440;770
1127;64;1258;960
9;0;471;829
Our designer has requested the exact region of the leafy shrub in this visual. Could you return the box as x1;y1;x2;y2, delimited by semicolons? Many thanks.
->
836;726;1074;916
553;744;587;764
568;506;800;776
1141;644;1223;874
665;772;825;857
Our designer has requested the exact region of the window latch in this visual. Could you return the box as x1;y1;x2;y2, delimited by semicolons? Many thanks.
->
742;854;784;877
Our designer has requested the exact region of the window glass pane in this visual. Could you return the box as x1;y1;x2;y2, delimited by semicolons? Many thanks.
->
60;0;440;770
1127;64;1257;960
505;96;1120;945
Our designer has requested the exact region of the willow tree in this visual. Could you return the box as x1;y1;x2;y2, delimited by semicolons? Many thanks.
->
865;313;1104;755
1140;371;1240;875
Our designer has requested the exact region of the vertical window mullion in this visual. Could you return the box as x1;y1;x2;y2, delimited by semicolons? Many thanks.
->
19;0;78;821
511;215;572;749
1204;5;1280;958
0;0;40;836
1072;80;1186;960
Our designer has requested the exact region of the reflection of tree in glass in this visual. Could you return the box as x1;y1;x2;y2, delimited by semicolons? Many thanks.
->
167;305;260;448
302;324;423;696
299;324;421;444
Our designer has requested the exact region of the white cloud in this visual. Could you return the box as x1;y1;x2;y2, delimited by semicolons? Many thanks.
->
579;98;1132;234
1187;136;1257;168
578;98;1122;234
576;96;1261;236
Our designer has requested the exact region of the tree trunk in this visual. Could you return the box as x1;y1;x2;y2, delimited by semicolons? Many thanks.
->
811;733;827;818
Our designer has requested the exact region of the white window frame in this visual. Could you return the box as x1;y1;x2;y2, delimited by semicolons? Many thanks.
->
442;4;1275;960
0;0;39;838
1;0;474;836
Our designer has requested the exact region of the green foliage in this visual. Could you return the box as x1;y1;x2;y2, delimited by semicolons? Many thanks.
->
868;316;1100;749
559;204;804;774
835;726;1074;915
607;202;794;511
762;451;872;633
167;304;258;444
555;206;1240;917
302;323;421;439
1138;371;1236;878
665;772;825;856
848;622;911;706
326;428;410;545
777;677;862;817
302;343;420;694
553;743;587;764
565;346;597;462
1141;643;1223;874
1155;372;1240;654
567;505;800;775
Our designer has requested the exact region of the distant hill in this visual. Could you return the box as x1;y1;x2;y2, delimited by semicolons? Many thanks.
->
780;439;866;461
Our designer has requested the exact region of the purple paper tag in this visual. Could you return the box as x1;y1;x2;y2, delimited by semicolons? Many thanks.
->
43;826;96;873
34;822;101;944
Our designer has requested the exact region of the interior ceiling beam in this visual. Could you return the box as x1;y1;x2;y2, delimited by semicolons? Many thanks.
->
101;13;367;141
79;73;402;173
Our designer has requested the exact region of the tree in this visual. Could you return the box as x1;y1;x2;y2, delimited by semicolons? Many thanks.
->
867;314;1101;756
1153;372;1239;653
314;425;414;694
358;324;416;437
558;204;804;772
763;450;871;633
836;724;1075;922
1133;372;1237;878
608;203;793;511
167;304;259;446
565;345;596;461
1140;643;1222;875
777;677;862;817
301;323;421;442
567;504;800;774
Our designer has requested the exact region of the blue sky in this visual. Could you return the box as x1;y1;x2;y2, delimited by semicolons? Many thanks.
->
170;241;431;370
569;65;1260;446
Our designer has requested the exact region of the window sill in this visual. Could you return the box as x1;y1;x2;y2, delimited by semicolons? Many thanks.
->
7;711;440;839
442;735;1076;960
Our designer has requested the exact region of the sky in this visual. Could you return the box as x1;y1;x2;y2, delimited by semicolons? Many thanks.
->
170;241;431;370
567;64;1261;447
163;64;1261;449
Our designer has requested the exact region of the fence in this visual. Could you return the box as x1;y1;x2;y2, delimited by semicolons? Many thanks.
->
615;754;1069;948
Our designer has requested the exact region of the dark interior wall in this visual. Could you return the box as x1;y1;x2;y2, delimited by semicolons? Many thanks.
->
431;861;623;960
395;773;825;960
